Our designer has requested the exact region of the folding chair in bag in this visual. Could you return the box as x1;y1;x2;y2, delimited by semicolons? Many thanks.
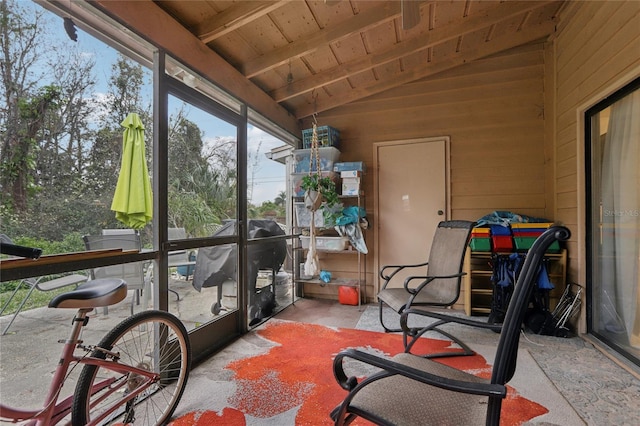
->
331;226;571;426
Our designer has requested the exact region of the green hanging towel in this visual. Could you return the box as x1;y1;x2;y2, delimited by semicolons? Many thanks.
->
110;113;153;229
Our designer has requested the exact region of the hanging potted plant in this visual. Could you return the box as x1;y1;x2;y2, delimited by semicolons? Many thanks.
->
301;174;339;211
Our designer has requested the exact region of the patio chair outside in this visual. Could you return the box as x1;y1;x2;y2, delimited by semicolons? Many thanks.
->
0;234;88;335
101;228;137;235
331;226;571;426
377;220;474;335
168;227;196;279
0;273;87;335
83;233;144;315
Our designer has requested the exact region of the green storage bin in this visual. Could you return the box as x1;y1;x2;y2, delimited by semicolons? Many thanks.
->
470;237;491;252
514;236;560;253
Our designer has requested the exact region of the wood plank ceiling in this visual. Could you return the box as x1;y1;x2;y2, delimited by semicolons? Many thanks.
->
153;0;565;120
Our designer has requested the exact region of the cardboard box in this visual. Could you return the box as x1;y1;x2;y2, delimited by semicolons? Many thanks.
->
342;177;361;195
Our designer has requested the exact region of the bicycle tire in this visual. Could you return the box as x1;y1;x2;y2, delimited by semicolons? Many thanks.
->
72;310;191;425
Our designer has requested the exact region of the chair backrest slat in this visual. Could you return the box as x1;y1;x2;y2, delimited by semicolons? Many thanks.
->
421;220;474;304
168;227;191;266
83;234;145;291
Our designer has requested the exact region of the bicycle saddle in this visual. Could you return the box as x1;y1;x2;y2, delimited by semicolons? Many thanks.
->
49;278;127;309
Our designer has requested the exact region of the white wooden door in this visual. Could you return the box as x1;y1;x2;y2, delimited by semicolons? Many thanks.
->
374;137;449;291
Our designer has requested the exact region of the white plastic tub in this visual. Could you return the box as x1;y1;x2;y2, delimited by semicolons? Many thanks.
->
300;236;350;252
294;202;326;228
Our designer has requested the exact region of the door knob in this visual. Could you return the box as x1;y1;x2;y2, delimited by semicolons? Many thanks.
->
437;210;444;215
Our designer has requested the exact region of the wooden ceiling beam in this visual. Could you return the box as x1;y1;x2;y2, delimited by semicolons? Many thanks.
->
197;1;288;44
271;0;556;102
295;19;557;118
241;1;404;78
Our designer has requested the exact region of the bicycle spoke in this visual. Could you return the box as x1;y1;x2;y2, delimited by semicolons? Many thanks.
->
71;311;191;426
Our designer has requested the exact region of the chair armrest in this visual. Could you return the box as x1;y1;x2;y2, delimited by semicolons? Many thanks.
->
36;274;88;291
404;271;467;294
380;261;429;289
400;307;502;333
402;275;431;294
333;348;506;398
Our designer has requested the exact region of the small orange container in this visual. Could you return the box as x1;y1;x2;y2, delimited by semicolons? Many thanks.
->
338;286;359;306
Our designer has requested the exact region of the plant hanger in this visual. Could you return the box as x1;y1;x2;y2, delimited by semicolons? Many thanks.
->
304;114;321;277
304;114;323;211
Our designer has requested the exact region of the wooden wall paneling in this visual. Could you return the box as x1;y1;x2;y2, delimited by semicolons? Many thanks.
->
306;43;549;300
556;174;576;194
555;14;639;230
557;2;630;86
556;2;619;75
553;1;606;69
556;139;576;167
543;39;556;221
323;44;548;218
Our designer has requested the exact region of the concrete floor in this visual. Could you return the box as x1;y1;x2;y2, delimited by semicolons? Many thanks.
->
275;297;364;328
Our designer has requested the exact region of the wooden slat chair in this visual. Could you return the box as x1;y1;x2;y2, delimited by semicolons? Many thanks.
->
331;225;571;426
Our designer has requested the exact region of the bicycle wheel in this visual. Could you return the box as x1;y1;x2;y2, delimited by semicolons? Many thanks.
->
72;310;191;426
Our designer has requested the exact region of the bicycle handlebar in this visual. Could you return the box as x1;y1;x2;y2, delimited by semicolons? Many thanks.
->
0;242;43;259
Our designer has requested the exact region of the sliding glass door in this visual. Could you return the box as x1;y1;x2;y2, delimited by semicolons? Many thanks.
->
155;56;246;360
244;122;295;327
586;77;640;367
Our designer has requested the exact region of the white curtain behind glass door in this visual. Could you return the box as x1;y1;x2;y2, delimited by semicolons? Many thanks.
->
600;90;640;347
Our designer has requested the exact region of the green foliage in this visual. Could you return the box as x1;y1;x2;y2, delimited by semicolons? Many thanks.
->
13;233;85;256
301;174;339;207
168;190;219;238
108;55;148;121
18;85;60;120
0;1;258;260
274;191;286;207
0;232;87;313
249;200;286;221
2;195;114;242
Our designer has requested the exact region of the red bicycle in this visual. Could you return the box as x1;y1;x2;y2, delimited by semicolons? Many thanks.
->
0;277;191;425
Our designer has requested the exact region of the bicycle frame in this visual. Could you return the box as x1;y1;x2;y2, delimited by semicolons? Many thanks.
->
0;308;160;426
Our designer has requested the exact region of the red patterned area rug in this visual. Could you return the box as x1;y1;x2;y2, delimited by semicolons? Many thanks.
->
170;320;557;425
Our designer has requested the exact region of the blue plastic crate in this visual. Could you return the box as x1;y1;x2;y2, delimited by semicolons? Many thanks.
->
490;224;512;236
302;125;340;149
